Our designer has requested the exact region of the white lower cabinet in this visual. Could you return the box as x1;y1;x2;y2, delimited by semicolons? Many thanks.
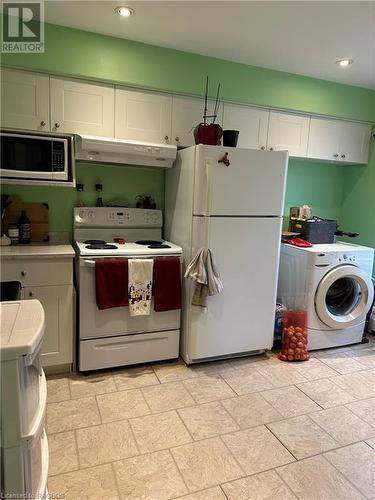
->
1;257;74;368
267;111;310;157
24;285;73;367
222;103;269;150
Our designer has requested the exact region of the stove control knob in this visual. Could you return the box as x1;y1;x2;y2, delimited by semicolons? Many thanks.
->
343;254;348;260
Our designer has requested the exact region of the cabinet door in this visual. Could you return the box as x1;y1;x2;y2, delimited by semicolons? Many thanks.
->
338;121;372;164
1;69;50;131
24;285;73;367
267;112;309;157
115;88;172;143
50;77;115;136
171;96;223;147
307;118;341;161
222;103;269;149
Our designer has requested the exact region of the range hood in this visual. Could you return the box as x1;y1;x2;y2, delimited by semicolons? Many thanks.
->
75;135;177;168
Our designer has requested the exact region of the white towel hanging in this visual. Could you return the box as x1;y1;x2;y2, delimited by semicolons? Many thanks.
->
128;259;154;316
184;248;223;308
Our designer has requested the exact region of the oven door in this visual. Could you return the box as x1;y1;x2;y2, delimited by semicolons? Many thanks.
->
79;257;181;340
0;133;68;181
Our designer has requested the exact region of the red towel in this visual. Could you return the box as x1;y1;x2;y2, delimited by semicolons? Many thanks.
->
95;259;129;310
153;257;182;312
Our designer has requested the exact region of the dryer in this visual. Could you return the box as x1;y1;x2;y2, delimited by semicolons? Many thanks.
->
277;242;374;350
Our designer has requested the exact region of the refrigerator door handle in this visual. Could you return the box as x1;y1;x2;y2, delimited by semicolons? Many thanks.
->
205;160;212;217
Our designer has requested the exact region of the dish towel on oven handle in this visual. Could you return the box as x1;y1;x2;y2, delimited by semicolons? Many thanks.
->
184;248;223;308
128;258;154;316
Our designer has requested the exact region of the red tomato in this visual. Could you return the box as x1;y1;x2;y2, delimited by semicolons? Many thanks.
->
278;354;287;361
287;348;294;355
291;336;298;343
287;355;294;361
297;342;304;348
290;343;297;349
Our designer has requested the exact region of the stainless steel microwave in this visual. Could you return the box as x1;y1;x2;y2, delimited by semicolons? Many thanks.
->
0;130;75;183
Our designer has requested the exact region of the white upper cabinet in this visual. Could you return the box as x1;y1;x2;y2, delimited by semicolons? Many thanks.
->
308;118;342;161
267;112;310;157
338;121;372;164
171;96;223;147
1;69;50;131
308;118;371;164
50;77;115;136
115;89;172;143
222;103;269;150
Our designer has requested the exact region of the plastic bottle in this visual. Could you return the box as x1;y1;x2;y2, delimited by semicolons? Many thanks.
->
18;210;31;244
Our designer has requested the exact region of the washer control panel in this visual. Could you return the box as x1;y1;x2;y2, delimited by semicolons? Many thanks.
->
74;207;162;227
315;252;357;266
338;253;356;263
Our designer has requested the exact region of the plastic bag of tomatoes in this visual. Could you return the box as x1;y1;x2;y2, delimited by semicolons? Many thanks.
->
278;310;309;362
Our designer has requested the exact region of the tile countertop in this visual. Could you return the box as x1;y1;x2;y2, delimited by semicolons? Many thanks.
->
0;243;75;259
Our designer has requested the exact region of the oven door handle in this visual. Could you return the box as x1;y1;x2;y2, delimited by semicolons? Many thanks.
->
83;259;96;267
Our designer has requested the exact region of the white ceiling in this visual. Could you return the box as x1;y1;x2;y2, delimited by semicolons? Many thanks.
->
44;1;375;89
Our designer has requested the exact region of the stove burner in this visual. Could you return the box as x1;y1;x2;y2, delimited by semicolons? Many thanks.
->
148;244;171;249
136;240;163;246
83;240;106;245
85;244;118;250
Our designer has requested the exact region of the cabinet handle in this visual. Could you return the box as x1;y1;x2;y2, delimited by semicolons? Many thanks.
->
54;122;60;129
175;137;180;143
40;120;46;127
21;270;27;277
269;147;274;151
28;291;35;298
260;146;265;151
164;135;169;143
333;153;339;158
341;154;346;159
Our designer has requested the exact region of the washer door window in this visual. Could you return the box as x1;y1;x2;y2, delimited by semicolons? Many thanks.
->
315;265;374;329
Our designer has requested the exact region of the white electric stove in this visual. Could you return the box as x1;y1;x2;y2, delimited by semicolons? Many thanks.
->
74;207;182;371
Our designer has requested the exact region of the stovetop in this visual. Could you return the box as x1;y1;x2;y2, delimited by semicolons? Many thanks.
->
75;240;183;257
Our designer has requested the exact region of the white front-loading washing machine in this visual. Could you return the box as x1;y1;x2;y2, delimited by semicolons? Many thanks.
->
277;242;374;350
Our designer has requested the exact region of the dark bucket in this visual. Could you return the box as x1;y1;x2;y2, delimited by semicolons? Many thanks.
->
223;130;239;147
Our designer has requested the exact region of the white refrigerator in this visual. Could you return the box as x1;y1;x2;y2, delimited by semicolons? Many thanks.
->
165;145;288;363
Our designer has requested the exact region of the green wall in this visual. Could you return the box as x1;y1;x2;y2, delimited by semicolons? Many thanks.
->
1;164;165;233
285;160;345;222
1;22;374;246
341;137;375;249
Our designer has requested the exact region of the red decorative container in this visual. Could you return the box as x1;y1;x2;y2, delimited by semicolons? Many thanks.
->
194;123;223;146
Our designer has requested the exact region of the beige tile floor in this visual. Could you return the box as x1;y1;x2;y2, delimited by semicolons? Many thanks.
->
46;338;375;500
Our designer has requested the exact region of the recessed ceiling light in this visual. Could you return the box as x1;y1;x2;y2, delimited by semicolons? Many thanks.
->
115;6;135;17
336;58;353;67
